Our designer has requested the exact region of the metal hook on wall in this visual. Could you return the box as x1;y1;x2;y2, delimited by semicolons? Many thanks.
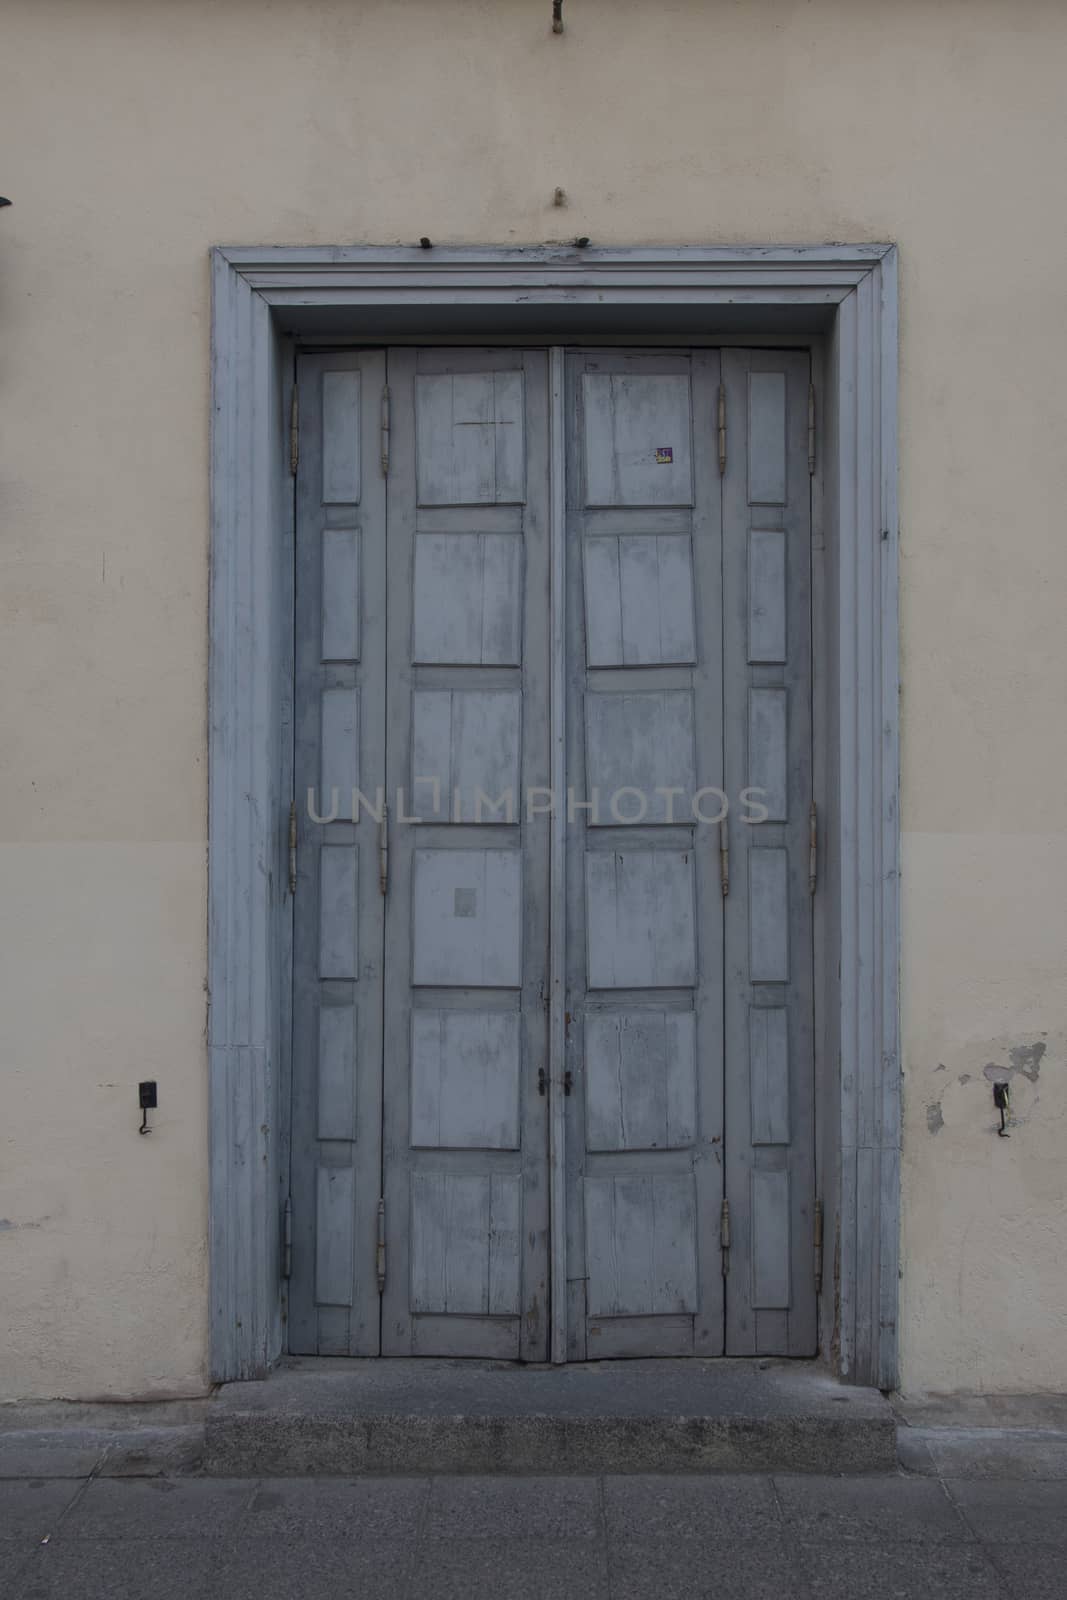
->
993;1081;1010;1137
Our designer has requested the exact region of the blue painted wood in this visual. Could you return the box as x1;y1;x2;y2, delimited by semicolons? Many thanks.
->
723;349;816;1358
211;244;900;1388
289;351;387;1356
564;350;725;1361
381;348;552;1361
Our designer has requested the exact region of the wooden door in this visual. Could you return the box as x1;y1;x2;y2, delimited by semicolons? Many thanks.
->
562;348;816;1359
722;349;816;1356
380;350;552;1359
289;352;387;1354
289;343;815;1362
563;352;727;1358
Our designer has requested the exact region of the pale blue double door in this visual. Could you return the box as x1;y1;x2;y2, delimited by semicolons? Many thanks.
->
290;346;815;1362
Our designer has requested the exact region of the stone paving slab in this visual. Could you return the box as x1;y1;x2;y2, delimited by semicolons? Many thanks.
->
988;1543;1067;1600
0;1480;83;1540
16;1538;219;1600
603;1470;777;1537
2;1467;1066;1597
608;1533;798;1600
947;1476;1067;1545
425;1474;601;1539
242;1474;429;1538
55;1476;255;1541
774;1469;971;1542
0;1425;204;1480
792;1537;1004;1600
413;1536;610;1600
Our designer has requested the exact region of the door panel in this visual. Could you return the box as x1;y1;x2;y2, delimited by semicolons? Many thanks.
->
290;352;387;1355
563;352;726;1361
722;349;816;1356
381;349;551;1360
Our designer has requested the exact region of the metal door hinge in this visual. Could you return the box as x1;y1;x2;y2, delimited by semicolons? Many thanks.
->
807;382;816;475
808;800;817;895
378;804;389;895
717;383;727;475
813;1198;824;1294
282;1194;292;1279
719;1197;731;1276
376;1197;387;1292
380;385;391;476
719;819;730;897
289;383;299;476
288;800;298;894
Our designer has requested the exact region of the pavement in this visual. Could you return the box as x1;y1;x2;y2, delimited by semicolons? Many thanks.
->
2;1466;1066;1598
2;1374;1066;1597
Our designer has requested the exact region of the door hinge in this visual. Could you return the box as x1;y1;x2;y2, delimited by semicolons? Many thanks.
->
282;1193;292;1280
376;1197;387;1293
808;800;817;895
807;382;816;476
289;382;299;476
380;384;391;477
288;800;298;894
813;1198;824;1294
717;383;727;475
378;804;389;895
719;1197;731;1276
719;818;730;897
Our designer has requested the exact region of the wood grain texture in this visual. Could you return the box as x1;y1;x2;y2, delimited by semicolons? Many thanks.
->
584;535;697;666
322;371;362;504
416;370;525;505
584;1010;697;1151
582;373;694;506
410;1009;521;1150
412;533;523;664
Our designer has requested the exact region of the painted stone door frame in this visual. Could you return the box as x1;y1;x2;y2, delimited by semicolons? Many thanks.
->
209;244;900;1389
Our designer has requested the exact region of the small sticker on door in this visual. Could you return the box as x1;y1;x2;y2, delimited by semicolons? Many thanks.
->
454;887;477;918
655;446;673;464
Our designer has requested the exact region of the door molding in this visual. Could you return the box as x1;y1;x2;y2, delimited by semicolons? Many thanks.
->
209;244;900;1388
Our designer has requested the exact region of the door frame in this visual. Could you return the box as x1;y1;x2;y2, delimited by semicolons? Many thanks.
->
208;244;900;1389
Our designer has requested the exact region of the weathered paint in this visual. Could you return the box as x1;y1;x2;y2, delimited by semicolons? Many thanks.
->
0;0;1066;1397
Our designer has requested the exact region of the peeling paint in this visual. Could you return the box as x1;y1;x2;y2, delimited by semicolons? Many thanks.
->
926;1102;945;1135
982;1040;1047;1090
958;1073;972;1085
1009;1042;1046;1082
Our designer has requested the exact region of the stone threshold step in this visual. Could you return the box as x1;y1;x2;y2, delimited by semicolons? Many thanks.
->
203;1358;896;1476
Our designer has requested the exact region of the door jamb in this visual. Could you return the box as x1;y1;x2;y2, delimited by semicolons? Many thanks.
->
209;245;900;1389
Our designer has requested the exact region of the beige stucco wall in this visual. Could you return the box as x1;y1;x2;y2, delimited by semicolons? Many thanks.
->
1;0;1065;1399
